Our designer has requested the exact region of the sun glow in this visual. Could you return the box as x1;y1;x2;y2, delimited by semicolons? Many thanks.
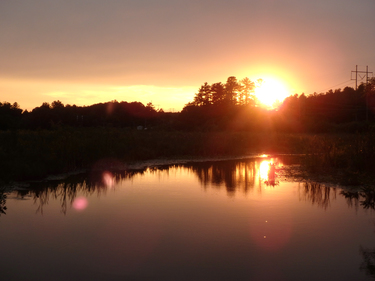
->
259;160;271;180
253;77;291;108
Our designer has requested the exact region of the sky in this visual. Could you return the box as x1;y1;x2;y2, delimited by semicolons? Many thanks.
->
1;0;375;112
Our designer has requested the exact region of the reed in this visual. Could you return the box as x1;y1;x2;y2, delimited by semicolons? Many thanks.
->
301;132;375;185
0;128;373;182
0;128;309;180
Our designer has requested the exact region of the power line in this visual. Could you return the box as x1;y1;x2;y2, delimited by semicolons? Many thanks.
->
317;79;355;94
314;66;374;95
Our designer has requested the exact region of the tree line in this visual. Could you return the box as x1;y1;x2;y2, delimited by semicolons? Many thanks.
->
0;100;163;130
1;76;375;132
180;76;375;132
186;76;257;107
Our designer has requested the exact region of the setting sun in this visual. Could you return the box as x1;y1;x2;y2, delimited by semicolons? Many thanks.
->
253;78;291;108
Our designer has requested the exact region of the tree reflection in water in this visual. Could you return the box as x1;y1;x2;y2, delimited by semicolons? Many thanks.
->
341;188;375;211
298;182;375;212
211;159;375;280
360;247;375;279
184;160;258;195
298;182;336;210
5;157;282;214
341;188;375;278
13;168;150;214
4;157;375;215
184;157;282;196
3;156;375;279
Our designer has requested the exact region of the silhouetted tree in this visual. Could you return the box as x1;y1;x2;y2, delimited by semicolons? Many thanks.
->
224;76;241;105
0;102;23;129
191;82;212;106
51;100;64;109
240;77;256;105
211;82;226;105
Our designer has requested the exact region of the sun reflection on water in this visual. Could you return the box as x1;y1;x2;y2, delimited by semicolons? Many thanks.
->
259;160;271;180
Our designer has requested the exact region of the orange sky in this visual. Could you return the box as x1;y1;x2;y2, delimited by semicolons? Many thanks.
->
1;0;375;111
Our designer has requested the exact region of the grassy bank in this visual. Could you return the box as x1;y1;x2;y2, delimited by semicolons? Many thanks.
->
0;128;306;181
301;132;375;185
0;128;374;182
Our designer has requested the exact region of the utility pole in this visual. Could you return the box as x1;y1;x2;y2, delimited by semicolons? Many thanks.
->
352;65;358;89
351;65;373;120
351;65;373;90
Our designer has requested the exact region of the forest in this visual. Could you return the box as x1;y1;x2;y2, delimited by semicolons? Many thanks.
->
1;76;375;182
1;76;375;133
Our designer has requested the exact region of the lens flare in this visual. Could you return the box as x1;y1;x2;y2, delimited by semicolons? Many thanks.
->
103;171;114;188
72;197;88;211
250;215;293;252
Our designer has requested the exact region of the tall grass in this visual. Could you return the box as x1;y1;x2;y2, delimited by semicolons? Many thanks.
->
1;128;374;182
301;132;375;185
0;128;314;181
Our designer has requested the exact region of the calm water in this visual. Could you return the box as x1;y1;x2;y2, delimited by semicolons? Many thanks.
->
1;156;375;281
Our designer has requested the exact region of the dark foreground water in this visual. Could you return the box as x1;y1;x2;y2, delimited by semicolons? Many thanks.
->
1;156;375;281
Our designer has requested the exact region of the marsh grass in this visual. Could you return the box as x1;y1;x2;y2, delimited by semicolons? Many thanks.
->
0;128;310;181
0;128;374;182
301;132;375;185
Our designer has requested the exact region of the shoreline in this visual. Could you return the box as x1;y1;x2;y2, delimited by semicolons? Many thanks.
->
2;153;367;193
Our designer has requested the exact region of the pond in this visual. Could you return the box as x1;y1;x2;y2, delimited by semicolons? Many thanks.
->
1;156;375;281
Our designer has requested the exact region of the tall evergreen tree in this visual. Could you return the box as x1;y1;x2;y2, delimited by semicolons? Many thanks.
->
224;76;241;104
211;82;225;105
240;77;256;105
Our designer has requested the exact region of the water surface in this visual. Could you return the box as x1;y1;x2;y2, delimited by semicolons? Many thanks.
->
1;157;375;281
